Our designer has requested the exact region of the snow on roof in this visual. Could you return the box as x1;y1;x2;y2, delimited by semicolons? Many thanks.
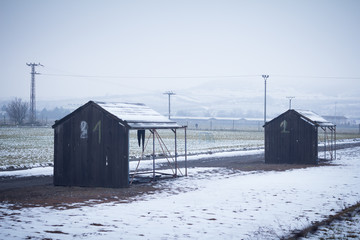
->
296;110;335;127
96;102;182;129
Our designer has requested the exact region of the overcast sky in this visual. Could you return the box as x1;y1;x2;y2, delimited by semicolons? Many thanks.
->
1;0;360;113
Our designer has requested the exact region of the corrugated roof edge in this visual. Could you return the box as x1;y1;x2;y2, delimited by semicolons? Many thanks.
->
95;101;183;129
295;109;335;127
52;101;129;128
263;109;335;128
52;100;185;130
95;101;145;106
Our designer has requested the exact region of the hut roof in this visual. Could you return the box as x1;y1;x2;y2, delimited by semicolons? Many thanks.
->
52;101;182;129
295;110;335;127
264;109;335;127
96;101;182;129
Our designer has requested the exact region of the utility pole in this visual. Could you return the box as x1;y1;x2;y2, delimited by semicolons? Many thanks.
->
286;96;295;109
26;63;43;124
262;75;269;125
163;91;175;119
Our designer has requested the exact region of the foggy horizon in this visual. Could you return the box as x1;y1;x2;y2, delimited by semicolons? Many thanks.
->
1;0;360;118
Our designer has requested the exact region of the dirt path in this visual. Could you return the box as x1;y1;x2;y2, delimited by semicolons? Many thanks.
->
0;152;319;209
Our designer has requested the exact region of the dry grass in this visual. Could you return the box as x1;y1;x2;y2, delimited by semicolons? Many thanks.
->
285;202;360;239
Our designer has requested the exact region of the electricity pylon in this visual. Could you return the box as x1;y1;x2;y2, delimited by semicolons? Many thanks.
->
26;63;43;124
163;91;176;119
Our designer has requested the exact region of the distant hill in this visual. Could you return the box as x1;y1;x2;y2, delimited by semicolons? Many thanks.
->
2;78;359;121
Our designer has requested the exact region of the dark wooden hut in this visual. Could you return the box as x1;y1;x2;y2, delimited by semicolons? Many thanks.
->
264;109;336;164
52;101;185;188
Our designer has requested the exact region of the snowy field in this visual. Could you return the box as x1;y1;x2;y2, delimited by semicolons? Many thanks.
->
0;127;53;169
0;126;264;170
1;146;359;239
1;126;359;170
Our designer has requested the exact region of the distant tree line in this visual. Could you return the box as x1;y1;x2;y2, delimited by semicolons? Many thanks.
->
1;98;70;125
38;107;70;122
4;98;28;125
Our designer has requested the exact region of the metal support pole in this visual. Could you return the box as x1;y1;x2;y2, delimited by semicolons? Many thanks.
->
330;127;333;160
264;78;266;124
286;96;295;109
174;129;177;177
184;126;187;177
334;126;337;160
152;129;155;180
30;64;35;123
262;75;269;125
168;94;171;119
324;128;327;160
163;91;175;119
262;75;269;152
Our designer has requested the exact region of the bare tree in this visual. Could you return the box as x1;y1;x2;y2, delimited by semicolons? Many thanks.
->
6;98;29;125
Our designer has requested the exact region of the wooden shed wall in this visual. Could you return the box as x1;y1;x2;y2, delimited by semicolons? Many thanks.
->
53;104;129;188
265;111;318;164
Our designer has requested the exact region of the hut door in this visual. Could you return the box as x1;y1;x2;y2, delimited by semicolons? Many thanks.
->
279;119;291;163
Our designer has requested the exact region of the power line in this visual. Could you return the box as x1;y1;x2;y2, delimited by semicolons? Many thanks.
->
40;72;360;80
270;74;360;80
40;73;260;79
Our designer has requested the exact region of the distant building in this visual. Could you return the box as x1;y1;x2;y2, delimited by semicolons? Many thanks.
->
172;116;263;130
322;116;348;125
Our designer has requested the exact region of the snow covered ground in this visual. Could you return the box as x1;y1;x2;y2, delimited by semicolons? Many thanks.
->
1;126;358;171
1;147;360;239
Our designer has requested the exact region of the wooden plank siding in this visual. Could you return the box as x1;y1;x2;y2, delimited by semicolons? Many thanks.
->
265;110;318;164
53;102;129;188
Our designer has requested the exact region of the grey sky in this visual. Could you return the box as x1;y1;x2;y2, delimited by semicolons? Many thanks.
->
1;0;359;115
